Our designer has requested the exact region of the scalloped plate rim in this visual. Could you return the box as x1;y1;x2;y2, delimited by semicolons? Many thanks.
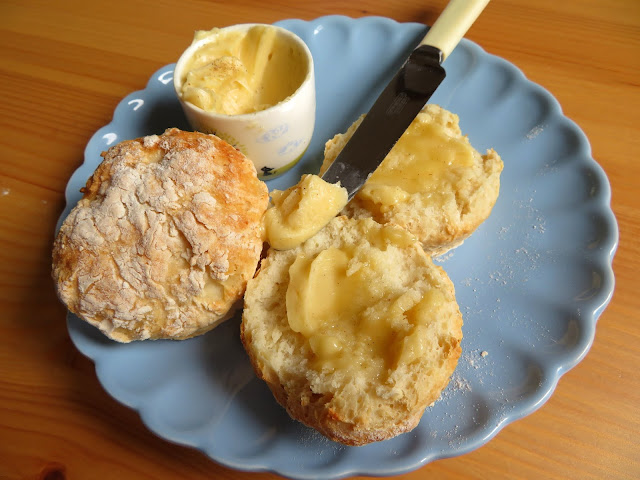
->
60;15;618;479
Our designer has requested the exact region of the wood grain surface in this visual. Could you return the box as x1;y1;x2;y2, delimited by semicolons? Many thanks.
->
1;0;638;479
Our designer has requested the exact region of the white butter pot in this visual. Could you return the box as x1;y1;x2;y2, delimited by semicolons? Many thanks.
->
174;23;316;179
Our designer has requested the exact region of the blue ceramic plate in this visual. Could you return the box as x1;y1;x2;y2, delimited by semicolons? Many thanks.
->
61;15;618;479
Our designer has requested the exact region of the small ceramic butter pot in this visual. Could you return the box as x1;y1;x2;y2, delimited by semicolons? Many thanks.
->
174;24;316;179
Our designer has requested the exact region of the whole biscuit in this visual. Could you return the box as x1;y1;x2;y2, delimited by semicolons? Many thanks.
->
53;128;268;342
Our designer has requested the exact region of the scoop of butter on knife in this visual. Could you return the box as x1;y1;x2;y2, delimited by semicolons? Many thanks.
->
321;0;491;201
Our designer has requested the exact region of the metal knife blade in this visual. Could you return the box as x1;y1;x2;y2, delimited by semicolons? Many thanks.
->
321;46;445;201
321;0;490;201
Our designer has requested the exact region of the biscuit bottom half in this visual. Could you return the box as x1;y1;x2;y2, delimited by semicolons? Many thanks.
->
241;216;463;446
320;104;504;256
52;128;268;342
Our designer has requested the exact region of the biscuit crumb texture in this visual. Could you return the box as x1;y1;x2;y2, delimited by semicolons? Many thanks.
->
241;216;463;445
53;128;268;342
321;104;504;256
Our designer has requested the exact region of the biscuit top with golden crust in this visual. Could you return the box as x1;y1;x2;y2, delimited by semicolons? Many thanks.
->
52;128;268;342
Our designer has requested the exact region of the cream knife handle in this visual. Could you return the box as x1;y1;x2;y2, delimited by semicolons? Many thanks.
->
420;0;490;61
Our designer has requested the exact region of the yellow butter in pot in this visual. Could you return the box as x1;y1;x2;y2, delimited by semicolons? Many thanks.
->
179;25;308;115
264;174;348;250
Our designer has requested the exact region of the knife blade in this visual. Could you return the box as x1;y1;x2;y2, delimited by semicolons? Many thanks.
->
322;0;490;201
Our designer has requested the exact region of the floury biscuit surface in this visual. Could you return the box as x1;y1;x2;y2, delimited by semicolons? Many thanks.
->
321;104;504;256
241;216;463;445
52;128;268;342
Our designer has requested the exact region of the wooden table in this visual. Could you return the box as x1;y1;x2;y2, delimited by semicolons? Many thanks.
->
1;0;638;478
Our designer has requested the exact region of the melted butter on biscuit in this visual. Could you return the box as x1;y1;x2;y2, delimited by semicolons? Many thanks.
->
360;117;476;210
264;174;348;250
285;221;440;374
179;25;308;115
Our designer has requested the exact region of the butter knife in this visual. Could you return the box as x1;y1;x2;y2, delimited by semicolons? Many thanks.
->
322;0;490;200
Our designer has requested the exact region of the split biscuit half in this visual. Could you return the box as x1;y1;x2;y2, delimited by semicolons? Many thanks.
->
320;104;504;256
241;216;463;445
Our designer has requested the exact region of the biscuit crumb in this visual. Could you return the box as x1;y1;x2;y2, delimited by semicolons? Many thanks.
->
142;134;160;147
452;374;472;392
